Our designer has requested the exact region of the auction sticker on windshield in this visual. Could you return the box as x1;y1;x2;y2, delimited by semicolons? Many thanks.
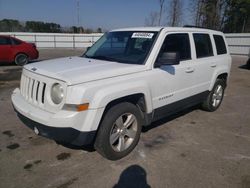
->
131;33;154;39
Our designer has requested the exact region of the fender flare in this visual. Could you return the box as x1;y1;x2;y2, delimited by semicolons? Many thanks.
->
209;67;229;91
90;81;153;113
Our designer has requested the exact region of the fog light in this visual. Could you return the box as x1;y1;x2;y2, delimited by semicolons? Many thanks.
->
34;127;39;135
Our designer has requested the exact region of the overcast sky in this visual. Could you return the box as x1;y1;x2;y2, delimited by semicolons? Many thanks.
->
0;0;192;30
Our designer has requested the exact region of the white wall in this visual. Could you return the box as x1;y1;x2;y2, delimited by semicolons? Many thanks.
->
225;33;250;57
0;32;249;57
0;32;103;48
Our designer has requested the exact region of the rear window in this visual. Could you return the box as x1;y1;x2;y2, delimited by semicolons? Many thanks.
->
193;33;213;58
12;38;22;45
213;35;227;55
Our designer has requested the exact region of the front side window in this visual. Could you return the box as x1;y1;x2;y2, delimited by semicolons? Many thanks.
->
193;33;213;58
0;37;11;45
213;35;227;55
158;33;191;61
84;31;158;65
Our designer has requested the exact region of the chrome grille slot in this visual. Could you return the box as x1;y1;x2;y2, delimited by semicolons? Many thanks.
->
20;74;47;106
36;81;40;102
23;75;28;99
20;75;24;95
42;83;46;104
32;80;39;102
30;79;35;100
22;75;26;98
27;77;32;100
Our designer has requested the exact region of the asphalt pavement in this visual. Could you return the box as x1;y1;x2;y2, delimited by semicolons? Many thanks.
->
0;50;250;188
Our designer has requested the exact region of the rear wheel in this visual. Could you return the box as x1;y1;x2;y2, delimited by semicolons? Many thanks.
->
201;79;226;112
15;53;28;66
94;102;142;160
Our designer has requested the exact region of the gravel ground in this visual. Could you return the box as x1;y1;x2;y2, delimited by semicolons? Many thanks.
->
0;50;250;188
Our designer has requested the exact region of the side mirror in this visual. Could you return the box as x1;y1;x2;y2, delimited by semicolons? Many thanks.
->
86;46;91;51
156;52;180;67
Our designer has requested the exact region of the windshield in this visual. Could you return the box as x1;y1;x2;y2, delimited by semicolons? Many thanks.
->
84;31;158;65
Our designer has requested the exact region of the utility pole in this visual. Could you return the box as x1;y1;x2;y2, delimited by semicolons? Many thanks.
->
77;0;80;27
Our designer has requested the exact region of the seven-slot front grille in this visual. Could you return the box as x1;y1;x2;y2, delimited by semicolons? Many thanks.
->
20;74;47;105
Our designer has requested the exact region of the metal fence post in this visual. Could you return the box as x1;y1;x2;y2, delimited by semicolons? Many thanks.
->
73;35;75;49
54;35;56;48
34;35;37;46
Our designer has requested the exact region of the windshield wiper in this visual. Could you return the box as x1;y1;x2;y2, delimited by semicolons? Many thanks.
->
88;55;117;62
83;54;90;58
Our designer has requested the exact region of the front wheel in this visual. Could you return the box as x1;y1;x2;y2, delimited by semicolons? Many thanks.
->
15;53;28;66
94;102;142;160
201;79;226;112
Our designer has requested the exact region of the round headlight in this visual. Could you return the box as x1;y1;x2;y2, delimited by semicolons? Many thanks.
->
51;83;64;104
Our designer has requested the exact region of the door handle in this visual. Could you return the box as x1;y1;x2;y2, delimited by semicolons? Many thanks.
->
211;63;217;68
185;67;194;73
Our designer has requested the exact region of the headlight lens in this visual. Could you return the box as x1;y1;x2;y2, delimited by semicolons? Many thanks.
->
51;83;64;104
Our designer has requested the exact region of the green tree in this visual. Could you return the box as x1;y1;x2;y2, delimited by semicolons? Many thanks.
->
96;27;102;33
191;0;226;30
223;0;250;33
85;28;93;33
190;0;250;32
0;19;24;32
25;21;61;32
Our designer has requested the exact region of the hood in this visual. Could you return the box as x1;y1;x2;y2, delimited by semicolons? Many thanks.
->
24;57;147;85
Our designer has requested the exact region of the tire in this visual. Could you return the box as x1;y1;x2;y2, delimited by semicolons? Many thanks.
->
15;53;28;66
94;102;142;160
247;58;250;69
201;79;226;112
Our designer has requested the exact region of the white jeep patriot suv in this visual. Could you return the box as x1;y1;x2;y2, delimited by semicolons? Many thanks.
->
12;27;232;160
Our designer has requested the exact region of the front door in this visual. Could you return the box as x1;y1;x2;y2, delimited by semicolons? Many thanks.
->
148;32;196;119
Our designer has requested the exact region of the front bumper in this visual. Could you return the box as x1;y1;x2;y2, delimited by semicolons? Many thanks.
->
12;88;97;146
16;110;96;146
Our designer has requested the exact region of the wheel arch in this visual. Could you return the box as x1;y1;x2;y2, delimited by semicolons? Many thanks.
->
92;92;152;137
217;73;228;84
104;93;146;115
89;81;153;113
209;71;229;91
14;52;29;59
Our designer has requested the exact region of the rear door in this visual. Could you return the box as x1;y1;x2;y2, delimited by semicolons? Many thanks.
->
0;36;12;62
190;33;215;93
212;34;231;76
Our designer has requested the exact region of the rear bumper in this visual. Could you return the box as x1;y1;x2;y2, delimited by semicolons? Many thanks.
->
15;110;96;146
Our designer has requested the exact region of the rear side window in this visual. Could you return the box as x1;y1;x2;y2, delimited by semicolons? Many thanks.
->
213;35;227;55
193;33;213;58
159;33;191;61
12;38;22;45
0;37;11;45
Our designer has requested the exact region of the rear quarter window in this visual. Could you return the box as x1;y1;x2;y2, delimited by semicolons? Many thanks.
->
213;35;227;55
193;33;213;58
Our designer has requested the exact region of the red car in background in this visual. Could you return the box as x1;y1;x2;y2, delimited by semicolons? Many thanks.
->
0;35;39;65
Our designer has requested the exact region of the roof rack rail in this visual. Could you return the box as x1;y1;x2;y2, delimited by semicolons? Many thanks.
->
183;25;208;29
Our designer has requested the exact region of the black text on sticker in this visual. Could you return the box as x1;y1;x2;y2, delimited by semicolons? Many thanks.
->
132;33;154;39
